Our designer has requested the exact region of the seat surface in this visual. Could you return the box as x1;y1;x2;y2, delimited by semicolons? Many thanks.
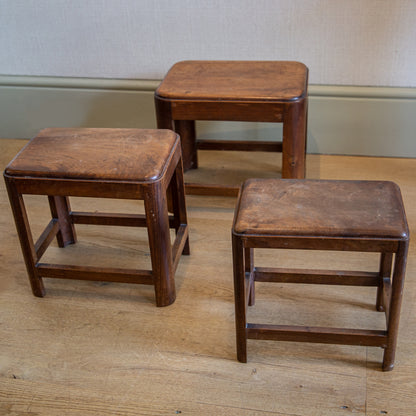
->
156;61;308;102
5;128;178;182
233;179;408;239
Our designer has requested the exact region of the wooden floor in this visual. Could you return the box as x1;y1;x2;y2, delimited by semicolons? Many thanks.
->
1;138;415;415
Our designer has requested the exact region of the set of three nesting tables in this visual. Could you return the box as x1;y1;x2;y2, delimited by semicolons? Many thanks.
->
4;61;409;371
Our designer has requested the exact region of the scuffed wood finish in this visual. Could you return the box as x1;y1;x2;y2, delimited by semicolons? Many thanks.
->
234;179;408;238
6;128;177;182
232;178;409;370
3;128;190;307
156;61;307;101
155;60;308;191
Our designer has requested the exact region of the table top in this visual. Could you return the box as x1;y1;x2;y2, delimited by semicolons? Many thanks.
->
5;128;179;182
233;179;408;239
156;60;308;102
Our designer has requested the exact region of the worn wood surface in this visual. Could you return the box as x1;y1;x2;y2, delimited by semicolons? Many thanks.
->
1;139;416;415
234;179;408;238
5;128;178;182
156;61;308;101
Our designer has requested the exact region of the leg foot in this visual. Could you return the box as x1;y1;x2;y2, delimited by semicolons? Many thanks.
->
145;183;176;307
233;233;247;362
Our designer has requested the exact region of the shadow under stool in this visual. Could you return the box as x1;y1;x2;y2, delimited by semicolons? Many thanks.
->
4;128;190;307
231;179;409;370
155;60;308;196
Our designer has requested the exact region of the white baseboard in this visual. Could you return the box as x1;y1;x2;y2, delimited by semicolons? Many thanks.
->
1;75;415;157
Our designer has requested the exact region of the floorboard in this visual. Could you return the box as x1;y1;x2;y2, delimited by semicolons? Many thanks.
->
1;139;415;415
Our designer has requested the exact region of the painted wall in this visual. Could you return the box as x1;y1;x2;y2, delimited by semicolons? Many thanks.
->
1;0;416;87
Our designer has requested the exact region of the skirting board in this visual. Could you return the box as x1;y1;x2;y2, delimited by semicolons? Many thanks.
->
1;75;415;157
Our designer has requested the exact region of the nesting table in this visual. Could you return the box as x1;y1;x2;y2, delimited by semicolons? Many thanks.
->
155;60;308;196
4;128;190;307
232;179;409;370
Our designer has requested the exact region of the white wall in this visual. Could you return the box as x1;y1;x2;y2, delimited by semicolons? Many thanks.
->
1;0;416;87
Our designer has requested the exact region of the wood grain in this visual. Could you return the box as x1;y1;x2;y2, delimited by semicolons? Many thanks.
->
156;61;308;101
5;128;178;182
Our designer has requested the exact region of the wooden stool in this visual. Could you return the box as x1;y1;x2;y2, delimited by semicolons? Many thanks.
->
4;128;190;307
232;179;409;370
155;61;308;196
